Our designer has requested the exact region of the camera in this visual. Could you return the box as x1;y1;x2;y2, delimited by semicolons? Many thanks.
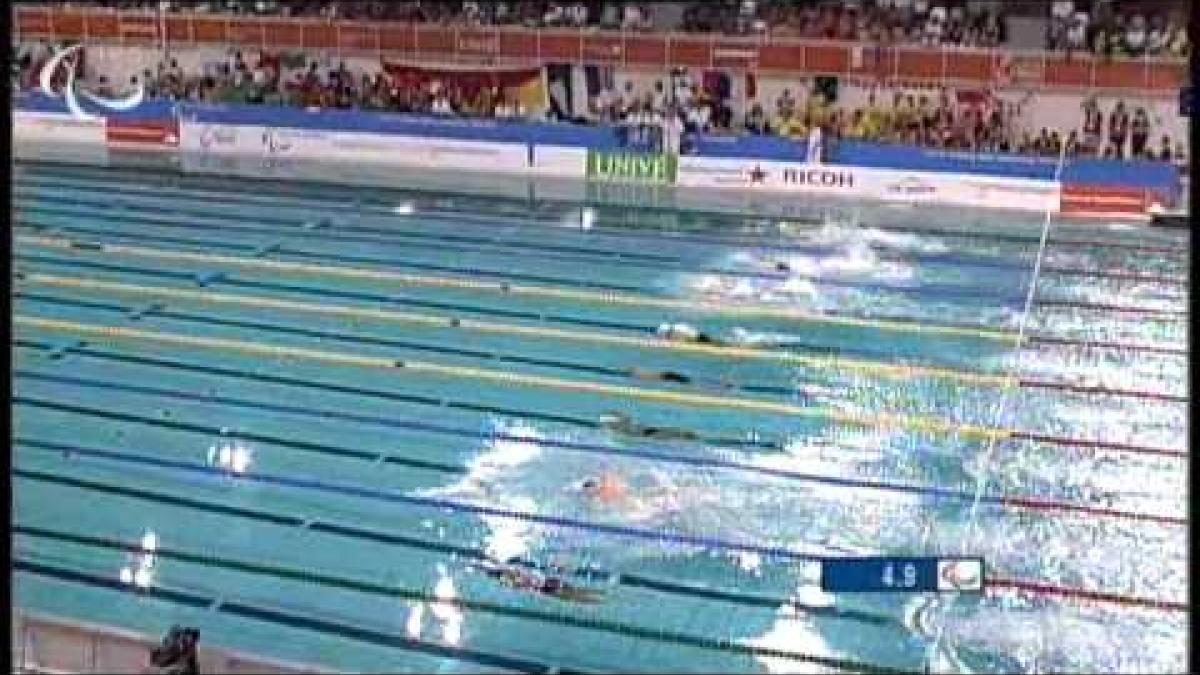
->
149;625;200;674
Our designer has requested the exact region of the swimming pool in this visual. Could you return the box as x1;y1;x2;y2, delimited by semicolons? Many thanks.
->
12;159;1188;673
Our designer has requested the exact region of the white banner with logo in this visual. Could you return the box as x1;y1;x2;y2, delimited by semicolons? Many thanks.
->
528;145;587;178
179;121;529;173
179;121;265;156
675;156;1059;212
13;111;107;145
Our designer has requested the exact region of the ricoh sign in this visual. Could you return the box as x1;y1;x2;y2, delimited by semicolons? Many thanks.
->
781;168;855;188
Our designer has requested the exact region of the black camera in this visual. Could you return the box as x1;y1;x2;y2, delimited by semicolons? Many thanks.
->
149;625;200;674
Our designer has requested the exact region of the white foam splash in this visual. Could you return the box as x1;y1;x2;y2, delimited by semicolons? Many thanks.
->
810;222;950;254
405;602;424;639
421;420;546;563
746;586;839;673
430;567;464;645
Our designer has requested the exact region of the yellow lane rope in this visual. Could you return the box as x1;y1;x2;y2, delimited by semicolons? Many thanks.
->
15;316;1011;441
19;273;1015;387
17;235;1021;343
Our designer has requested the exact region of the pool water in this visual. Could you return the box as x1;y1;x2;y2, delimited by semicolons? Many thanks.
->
12;161;1188;673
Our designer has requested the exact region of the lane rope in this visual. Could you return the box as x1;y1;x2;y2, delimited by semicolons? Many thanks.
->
15;444;1186;614
16;388;1183;526
12;468;898;626
20;248;1187;360
16;335;1182;458
14;315;1010;441
21;209;1187;318
16;234;1022;342
19;171;1190;270
12;526;910;673
20;274;1187;402
19;273;1015;387
16;205;1042;307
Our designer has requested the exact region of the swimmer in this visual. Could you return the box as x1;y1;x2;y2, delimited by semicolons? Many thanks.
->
578;470;720;519
598;411;701;442
579;472;629;504
774;261;792;273
655;322;726;346
628;367;692;385
479;561;604;604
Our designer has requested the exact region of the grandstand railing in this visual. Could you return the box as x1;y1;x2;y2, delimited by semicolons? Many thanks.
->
13;5;1186;94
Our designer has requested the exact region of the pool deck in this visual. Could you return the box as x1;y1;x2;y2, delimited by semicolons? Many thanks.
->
12;611;334;674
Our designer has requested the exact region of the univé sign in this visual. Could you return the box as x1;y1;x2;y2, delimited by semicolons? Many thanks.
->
587;150;677;184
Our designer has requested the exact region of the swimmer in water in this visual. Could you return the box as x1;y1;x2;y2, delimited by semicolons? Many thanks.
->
480;561;604;604
628;367;692;385
598;411;701;442
579;472;629;504
655;322;726;346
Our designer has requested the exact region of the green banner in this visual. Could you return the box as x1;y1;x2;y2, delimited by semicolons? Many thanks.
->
586;151;677;185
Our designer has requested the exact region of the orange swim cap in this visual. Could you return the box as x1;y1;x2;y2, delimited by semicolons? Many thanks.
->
595;473;626;503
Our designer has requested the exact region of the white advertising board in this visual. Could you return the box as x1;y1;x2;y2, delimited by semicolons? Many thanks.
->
179;121;269;156
13;111;107;145
528;144;587;178
675;156;1060;212
263;127;529;172
13;112;109;163
180;121;531;173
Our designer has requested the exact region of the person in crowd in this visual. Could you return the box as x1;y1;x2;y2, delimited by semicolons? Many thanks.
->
1081;97;1103;156
1107;100;1129;159
1129;107;1151;158
1124;13;1148;56
744;101;769;134
1157;135;1173;162
1064;130;1080;157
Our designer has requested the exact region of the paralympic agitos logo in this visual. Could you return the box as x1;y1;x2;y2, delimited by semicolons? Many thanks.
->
38;44;145;120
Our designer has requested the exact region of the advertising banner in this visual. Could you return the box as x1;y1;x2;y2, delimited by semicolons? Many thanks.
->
586;151;678;184
675;156;857;193
179;120;528;173
105;117;179;149
14;111;107;145
676;156;1059;212
179;121;264;156
529;145;588;178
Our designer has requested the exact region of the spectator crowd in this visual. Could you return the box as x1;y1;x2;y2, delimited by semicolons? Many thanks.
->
13;37;1185;165
1045;0;1188;56
684;0;1008;48
24;0;1191;57
26;0;1192;56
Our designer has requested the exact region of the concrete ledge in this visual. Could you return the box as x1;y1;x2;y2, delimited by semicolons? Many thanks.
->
12;611;337;674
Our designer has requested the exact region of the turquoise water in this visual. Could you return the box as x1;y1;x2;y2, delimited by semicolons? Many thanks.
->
12;161;1187;673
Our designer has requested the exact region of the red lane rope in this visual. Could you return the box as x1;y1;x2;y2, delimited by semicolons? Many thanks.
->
1008;432;1186;458
1017;378;1187;403
1042;267;1187;284
986;577;1188;612
997;496;1185;526
1026;335;1187;356
1049;239;1189;255
1033;299;1188;318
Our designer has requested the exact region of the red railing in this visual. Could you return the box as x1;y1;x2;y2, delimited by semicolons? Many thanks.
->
13;6;1186;94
